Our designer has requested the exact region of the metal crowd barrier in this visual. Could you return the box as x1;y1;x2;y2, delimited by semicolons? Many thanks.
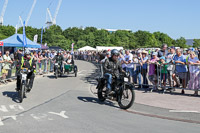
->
0;58;52;84
131;63;200;93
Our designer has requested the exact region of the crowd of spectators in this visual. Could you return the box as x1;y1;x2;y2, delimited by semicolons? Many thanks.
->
76;44;200;96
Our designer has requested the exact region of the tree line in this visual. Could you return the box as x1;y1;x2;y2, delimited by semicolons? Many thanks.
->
0;25;200;50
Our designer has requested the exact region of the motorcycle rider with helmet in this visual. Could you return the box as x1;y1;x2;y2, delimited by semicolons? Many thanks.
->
53;51;64;75
103;49;125;95
16;49;36;92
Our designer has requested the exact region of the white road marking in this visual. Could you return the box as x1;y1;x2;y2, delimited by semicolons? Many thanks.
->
30;113;49;121
169;110;199;113
0;118;4;126
9;105;24;111
0;105;8;112
3;115;17;120
48;111;69;119
30;114;41;121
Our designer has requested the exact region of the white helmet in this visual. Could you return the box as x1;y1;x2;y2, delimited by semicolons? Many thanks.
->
25;49;31;55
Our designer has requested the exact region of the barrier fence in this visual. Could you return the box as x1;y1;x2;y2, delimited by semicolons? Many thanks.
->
0;59;51;84
83;58;200;94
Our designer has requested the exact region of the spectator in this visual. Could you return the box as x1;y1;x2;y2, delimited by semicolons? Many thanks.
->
38;51;43;75
148;52;159;91
134;50;142;89
50;50;55;72
42;50;47;73
187;51;200;96
124;50;134;83
0;51;4;80
166;46;176;89
158;56;168;92
172;48;188;94
158;44;168;57
139;50;149;89
119;52;126;71
2;51;13;82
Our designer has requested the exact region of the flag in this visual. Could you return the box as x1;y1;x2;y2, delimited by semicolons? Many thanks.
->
23;21;27;47
41;27;43;44
71;43;74;54
34;34;38;43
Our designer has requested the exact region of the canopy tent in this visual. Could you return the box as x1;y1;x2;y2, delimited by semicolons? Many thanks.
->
78;46;96;51
96;46;123;51
0;34;41;48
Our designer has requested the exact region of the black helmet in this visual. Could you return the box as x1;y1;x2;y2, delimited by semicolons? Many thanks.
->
111;49;119;56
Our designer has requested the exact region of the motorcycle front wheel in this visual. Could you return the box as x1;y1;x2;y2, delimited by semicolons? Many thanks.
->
118;86;135;110
55;70;58;79
19;84;25;103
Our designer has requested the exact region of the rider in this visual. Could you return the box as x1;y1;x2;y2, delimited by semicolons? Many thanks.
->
103;49;124;95
53;51;64;74
16;49;36;92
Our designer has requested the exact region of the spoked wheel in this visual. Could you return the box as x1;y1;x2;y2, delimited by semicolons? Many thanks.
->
97;85;106;102
55;70;58;79
19;84;25;103
74;65;78;77
118;86;135;110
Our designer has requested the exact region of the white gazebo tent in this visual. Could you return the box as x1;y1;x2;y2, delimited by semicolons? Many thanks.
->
96;46;123;51
78;46;96;51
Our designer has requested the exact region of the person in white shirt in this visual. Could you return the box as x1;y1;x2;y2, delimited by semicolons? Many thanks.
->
124;50;134;83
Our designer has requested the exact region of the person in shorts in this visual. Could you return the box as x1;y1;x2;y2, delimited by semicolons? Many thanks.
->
172;48;188;94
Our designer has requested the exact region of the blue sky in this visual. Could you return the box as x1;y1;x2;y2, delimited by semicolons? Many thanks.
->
1;0;200;39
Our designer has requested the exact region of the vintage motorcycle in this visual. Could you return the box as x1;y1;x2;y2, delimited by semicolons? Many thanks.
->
96;72;135;110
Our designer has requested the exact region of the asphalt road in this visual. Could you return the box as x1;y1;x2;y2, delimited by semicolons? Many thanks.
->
0;60;199;133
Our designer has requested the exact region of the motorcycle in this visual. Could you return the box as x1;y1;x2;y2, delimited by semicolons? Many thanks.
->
96;72;135;110
19;68;29;103
54;62;63;79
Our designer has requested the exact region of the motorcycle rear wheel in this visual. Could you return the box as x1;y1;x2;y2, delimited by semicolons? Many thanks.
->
97;85;106;102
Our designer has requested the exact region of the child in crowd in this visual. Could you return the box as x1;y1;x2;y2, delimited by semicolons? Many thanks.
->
158;56;168;92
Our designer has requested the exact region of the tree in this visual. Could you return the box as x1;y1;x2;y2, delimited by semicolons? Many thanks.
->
134;30;159;48
193;39;200;48
153;31;173;47
175;37;188;48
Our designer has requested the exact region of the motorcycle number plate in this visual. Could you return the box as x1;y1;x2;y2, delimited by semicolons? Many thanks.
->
22;74;27;80
124;77;129;82
55;63;58;65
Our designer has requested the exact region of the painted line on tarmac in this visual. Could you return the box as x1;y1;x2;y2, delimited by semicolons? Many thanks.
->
123;109;200;125
169;110;200;113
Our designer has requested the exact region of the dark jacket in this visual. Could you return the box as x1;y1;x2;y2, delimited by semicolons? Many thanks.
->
103;57;123;77
53;55;64;63
21;56;36;70
158;50;168;57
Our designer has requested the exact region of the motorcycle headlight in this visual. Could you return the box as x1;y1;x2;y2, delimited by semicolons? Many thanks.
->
21;68;28;73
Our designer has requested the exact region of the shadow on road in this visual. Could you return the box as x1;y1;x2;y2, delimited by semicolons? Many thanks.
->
2;91;20;103
46;75;75;79
77;96;119;109
80;61;100;86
